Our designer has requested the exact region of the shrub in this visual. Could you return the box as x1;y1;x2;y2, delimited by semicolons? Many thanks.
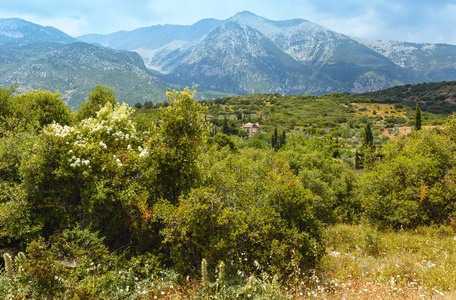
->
358;127;456;229
160;149;325;276
19;102;150;248
279;136;360;224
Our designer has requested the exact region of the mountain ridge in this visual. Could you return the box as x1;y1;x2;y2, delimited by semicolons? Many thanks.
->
0;18;76;44
78;11;456;95
3;13;456;103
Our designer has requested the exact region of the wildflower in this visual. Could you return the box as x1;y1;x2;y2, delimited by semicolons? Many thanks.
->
139;149;149;157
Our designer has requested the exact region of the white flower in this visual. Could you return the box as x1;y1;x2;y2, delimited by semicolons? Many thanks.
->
99;141;107;149
139;149;149;157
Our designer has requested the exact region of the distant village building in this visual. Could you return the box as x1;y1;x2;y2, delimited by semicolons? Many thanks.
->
241;122;261;138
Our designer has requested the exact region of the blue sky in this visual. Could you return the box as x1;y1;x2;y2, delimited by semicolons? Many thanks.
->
1;0;456;44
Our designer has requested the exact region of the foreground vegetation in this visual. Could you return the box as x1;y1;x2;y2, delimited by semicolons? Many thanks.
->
1;83;456;299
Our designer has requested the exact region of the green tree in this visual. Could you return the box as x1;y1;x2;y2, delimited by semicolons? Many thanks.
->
356;122;376;169
0;84;17;126
0;87;71;133
278;129;286;149
143;87;208;204
222;117;229;134
271;127;278;150
11;90;72;128
363;122;374;148
415;103;422;131
208;133;237;151
76;84;117;120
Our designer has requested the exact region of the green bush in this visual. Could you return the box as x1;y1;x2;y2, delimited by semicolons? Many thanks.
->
280;135;360;224
160;149;325;276
18;102;150;248
358;127;456;229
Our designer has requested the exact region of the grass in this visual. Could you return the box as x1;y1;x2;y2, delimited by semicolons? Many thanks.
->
154;224;456;299
316;224;456;299
2;224;455;299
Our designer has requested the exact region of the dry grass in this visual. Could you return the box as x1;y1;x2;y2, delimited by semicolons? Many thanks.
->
352;103;407;119
128;224;456;299
313;224;456;299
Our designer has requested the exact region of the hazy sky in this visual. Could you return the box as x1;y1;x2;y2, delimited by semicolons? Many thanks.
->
1;0;456;44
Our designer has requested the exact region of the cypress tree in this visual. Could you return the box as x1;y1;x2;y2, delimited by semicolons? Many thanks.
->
222;117;229;134
278;129;286;149
355;149;361;169
363;122;374;148
271;127;278;150
415;103;422;131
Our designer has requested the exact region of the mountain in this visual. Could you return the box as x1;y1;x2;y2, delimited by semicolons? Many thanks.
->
78;11;456;96
0;42;169;109
0;42;168;109
4;14;456;105
353;38;456;82
79;18;224;51
159;20;313;95
0;18;76;44
0;18;170;108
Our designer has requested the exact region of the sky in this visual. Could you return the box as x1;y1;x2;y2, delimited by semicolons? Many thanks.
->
1;0;456;44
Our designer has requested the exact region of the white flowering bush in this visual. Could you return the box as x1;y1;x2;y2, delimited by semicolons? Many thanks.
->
21;102;151;248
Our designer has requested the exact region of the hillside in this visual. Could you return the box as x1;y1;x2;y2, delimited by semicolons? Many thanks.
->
140;79;456;131
362;80;456;114
0;42;168;109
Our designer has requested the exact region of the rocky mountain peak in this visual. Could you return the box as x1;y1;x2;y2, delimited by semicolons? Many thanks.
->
0;18;76;44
